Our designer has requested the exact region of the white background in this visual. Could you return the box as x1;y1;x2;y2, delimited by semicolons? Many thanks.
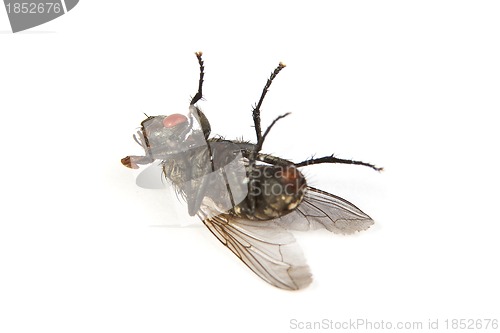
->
1;1;499;332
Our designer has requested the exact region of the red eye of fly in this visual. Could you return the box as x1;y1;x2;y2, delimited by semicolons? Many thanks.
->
163;114;188;128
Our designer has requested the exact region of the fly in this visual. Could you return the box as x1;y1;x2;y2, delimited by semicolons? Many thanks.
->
122;52;382;290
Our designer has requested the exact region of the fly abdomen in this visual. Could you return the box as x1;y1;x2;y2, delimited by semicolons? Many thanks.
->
234;165;307;220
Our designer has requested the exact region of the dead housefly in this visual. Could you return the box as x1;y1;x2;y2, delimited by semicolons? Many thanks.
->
121;52;382;290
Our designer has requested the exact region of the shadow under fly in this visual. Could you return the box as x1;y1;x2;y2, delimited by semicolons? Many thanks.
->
122;52;382;290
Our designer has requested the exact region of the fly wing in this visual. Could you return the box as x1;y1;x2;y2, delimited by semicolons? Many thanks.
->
200;211;312;290
276;187;374;234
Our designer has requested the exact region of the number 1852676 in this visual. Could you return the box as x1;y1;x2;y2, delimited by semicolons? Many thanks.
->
6;2;62;14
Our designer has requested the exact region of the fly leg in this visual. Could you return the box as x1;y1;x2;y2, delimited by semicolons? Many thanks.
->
121;130;155;169
190;51;205;105
252;62;286;143
247;112;291;213
241;150;383;172
121;155;154;169
190;51;211;138
242;61;287;215
295;155;383;172
254;153;294;167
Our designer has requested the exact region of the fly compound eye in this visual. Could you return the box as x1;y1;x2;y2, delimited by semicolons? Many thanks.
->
163;114;188;128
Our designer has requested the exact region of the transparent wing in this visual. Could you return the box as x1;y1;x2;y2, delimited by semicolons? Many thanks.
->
276;187;374;234
199;211;312;290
